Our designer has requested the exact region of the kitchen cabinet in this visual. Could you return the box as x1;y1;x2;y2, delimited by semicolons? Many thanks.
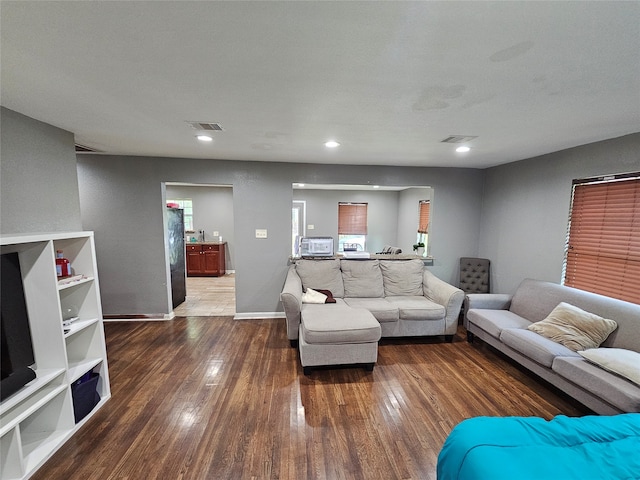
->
186;242;226;277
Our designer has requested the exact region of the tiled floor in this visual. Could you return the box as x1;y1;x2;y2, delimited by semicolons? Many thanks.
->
173;274;236;316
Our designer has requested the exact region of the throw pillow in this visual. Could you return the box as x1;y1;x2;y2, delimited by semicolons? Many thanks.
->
527;302;618;351
578;348;640;386
301;288;328;304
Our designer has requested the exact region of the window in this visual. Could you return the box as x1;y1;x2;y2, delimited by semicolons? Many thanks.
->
416;200;430;252
338;202;367;252
167;199;194;231
563;173;640;305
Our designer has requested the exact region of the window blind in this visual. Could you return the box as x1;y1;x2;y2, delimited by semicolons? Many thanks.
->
418;201;430;234
564;175;640;305
338;203;368;235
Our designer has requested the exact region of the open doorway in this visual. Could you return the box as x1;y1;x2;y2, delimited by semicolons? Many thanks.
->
164;182;235;316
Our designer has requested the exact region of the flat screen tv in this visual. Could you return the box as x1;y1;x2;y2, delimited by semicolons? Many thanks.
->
1;252;36;401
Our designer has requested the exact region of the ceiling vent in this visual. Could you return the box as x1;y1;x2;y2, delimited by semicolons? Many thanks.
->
75;143;101;153
186;121;224;131
440;135;478;144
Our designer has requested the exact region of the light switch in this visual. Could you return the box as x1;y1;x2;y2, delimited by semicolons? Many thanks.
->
255;229;268;239
308;224;315;230
213;231;219;237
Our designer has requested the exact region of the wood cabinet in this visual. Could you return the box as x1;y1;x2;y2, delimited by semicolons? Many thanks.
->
0;232;110;480
186;243;226;277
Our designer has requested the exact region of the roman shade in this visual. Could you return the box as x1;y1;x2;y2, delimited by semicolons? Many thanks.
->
418;200;430;234
338;202;368;235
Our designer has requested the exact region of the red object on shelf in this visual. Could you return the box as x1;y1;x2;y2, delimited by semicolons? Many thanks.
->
56;250;72;278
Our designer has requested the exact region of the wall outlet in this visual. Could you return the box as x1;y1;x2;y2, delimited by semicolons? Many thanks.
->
213;231;219;237
255;229;268;239
308;224;315;230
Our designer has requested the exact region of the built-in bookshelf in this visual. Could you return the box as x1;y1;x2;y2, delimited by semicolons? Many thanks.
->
0;232;110;480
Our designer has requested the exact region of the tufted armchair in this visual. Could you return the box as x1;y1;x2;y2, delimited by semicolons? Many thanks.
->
459;257;490;332
459;257;490;294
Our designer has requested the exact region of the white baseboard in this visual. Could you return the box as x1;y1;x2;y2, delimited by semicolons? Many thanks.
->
233;312;286;320
104;313;175;322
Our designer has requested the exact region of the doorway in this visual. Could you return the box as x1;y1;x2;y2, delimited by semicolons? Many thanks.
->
164;182;236;316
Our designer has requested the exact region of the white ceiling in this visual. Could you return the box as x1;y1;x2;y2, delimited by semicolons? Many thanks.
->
2;1;639;168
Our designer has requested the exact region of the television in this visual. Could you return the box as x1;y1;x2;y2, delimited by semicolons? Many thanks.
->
1;252;37;401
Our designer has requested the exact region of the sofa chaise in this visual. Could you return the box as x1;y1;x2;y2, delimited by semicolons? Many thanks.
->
280;258;464;373
465;278;640;414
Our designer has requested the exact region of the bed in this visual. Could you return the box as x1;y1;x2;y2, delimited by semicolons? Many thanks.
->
437;414;640;480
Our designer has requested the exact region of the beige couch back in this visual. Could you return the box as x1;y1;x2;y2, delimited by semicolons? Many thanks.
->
510;278;640;351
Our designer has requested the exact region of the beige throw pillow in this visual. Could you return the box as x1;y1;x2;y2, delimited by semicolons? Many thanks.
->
527;302;617;351
579;348;640;386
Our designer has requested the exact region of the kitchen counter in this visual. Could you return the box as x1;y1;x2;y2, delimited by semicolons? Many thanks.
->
186;241;226;245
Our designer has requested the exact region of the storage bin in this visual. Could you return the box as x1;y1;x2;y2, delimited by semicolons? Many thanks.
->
71;372;100;423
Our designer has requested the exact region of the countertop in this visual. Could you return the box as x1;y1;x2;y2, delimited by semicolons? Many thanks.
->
186;241;227;245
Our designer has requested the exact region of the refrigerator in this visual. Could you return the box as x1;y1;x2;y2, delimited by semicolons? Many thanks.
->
166;207;186;308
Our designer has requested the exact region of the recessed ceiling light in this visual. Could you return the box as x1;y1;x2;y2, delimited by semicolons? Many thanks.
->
196;135;213;142
325;140;340;148
456;146;471;153
373;185;380;189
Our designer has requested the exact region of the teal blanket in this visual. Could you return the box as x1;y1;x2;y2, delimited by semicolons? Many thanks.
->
437;414;640;480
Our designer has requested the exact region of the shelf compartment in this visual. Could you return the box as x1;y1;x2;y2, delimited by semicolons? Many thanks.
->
19;390;74;474
0;369;66;420
0;382;68;438
67;359;103;385
57;276;94;291
0;427;24;480
63;318;99;339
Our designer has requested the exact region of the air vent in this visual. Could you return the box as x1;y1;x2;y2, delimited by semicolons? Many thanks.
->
75;144;101;153
440;135;478;144
186;121;224;131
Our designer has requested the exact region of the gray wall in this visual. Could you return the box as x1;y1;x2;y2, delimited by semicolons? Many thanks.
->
165;184;235;270
479;133;640;295
1;107;82;234
77;155;484;316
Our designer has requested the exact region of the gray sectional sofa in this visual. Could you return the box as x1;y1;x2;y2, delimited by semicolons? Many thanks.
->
281;258;464;342
465;278;640;414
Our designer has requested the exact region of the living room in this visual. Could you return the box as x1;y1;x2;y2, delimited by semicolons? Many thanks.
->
1;2;639;479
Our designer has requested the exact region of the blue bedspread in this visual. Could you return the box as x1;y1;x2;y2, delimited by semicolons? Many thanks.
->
437;414;640;480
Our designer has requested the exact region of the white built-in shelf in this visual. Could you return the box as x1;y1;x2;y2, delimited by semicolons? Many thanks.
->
0;232;111;480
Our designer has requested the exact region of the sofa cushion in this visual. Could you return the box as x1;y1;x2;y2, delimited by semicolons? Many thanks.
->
343;297;399;323
500;328;580;368
340;260;384;298
301;305;381;344
578;348;640;387
467;309;532;339
552;356;640;413
527;302;618;351
385;296;445;320
379;259;424;296
296;259;344;298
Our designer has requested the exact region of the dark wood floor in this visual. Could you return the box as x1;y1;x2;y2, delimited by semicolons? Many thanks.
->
33;318;589;480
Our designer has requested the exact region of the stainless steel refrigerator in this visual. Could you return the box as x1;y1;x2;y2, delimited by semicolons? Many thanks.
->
166;207;186;308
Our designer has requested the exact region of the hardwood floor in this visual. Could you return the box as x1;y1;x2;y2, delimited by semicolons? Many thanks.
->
33;319;589;480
